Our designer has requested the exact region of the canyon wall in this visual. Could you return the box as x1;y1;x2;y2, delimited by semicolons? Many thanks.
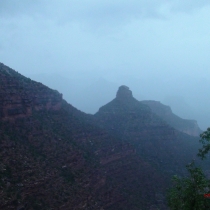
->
0;63;62;121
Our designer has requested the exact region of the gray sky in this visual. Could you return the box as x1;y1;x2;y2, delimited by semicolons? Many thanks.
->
0;0;210;129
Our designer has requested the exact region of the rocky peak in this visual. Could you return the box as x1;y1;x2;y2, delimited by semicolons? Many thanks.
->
116;85;133;101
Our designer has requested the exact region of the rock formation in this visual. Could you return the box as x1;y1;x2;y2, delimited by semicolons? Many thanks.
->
94;86;201;176
116;85;133;100
141;100;202;136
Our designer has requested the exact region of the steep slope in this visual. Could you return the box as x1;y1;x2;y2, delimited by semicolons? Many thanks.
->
141;100;202;136
0;64;62;121
0;63;168;210
94;86;201;176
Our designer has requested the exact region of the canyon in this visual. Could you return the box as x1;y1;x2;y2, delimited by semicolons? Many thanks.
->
0;63;203;210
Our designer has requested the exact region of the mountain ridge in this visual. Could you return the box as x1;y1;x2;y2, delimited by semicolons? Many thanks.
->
141;100;202;136
0;63;168;209
0;63;204;209
94;85;201;176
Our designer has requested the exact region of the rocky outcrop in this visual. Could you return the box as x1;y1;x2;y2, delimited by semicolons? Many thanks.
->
141;100;202;136
0;63;62;121
116;85;133;100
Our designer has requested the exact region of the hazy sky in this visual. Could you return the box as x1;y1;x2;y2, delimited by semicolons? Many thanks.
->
0;0;210;129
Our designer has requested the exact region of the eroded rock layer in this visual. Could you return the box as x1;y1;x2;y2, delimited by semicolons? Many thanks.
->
0;63;62;121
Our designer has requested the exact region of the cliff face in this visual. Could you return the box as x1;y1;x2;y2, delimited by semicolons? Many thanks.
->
141;100;202;136
0;63;62;121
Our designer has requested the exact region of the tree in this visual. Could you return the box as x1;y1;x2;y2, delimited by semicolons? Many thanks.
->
198;127;210;159
167;162;210;210
167;128;210;210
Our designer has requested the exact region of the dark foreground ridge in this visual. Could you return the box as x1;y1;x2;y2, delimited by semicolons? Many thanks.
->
0;63;204;210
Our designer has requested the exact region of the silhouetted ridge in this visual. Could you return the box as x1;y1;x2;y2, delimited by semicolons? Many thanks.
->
141;100;202;136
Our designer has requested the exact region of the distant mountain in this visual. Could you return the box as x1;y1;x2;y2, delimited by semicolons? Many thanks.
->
94;86;201;176
0;63;205;210
141;100;202;136
29;73;210;130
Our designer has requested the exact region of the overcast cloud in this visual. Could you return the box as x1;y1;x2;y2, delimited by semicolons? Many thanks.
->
0;0;210;129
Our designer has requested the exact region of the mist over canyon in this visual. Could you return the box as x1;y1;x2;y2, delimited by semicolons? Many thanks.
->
1;62;208;209
24;68;208;132
1;1;210;209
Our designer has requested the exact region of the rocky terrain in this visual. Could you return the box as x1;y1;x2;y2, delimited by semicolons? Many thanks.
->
0;63;204;209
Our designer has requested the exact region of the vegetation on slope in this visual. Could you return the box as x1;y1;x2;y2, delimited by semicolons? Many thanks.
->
168;128;210;210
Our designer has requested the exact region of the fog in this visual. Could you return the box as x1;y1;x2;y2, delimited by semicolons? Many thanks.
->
0;0;210;130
